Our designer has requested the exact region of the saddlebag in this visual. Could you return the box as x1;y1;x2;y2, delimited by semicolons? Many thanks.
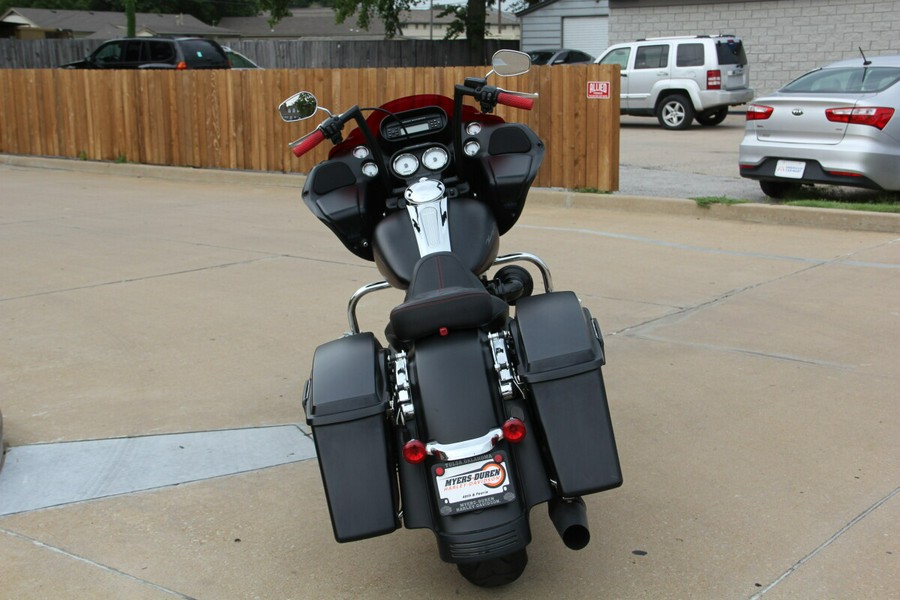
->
510;292;622;497
305;332;399;542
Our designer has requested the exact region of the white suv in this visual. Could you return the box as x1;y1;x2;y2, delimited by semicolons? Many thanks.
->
595;35;754;130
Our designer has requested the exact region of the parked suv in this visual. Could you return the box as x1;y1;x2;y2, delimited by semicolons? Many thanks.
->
61;37;230;70
595;35;753;130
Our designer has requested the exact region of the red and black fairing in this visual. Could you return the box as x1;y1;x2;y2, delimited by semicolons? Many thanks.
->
301;94;544;288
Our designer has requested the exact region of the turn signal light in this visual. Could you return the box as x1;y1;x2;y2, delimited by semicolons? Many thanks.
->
402;439;427;464
501;418;527;444
176;61;188;70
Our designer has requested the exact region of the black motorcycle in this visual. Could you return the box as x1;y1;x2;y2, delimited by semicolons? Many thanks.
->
279;50;621;587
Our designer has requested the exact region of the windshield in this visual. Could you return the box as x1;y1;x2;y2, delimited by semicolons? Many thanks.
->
528;51;555;65
781;66;900;93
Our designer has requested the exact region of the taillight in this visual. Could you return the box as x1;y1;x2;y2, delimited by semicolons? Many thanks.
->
825;107;895;130
402;439;427;464
501;418;526;444
746;104;774;121
706;69;721;90
176;61;187;70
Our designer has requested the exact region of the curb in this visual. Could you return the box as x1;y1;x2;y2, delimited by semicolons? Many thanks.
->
4;154;899;234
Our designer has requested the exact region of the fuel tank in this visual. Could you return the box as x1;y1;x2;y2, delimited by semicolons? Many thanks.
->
373;198;500;289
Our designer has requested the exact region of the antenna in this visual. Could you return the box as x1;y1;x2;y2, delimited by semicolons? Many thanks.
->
859;47;872;66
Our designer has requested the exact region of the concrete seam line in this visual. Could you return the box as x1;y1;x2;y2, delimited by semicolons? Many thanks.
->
0;527;198;599
748;485;900;599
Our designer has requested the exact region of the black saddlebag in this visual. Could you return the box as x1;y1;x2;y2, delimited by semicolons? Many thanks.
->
304;332;399;542
510;292;622;497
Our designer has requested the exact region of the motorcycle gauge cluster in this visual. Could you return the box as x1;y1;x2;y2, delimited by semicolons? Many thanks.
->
422;146;449;170
466;122;482;135
352;145;370;159
361;162;379;177
464;140;481;157
392;153;419;177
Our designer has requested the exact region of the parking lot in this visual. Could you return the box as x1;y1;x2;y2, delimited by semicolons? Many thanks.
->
0;142;898;599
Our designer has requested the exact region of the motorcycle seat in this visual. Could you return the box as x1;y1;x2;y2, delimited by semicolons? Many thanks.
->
388;252;508;343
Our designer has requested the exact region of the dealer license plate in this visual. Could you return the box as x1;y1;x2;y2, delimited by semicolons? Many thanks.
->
774;160;806;179
433;452;516;516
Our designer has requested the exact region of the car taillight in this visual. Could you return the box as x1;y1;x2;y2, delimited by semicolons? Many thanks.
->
746;104;774;121
706;69;721;90
176;61;187;70
825;107;895;130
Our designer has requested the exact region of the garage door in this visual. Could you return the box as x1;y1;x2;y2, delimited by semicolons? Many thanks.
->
563;16;608;58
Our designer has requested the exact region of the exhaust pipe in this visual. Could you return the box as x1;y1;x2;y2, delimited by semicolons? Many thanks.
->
548;496;590;550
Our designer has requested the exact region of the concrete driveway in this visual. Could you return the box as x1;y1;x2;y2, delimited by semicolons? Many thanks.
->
0;156;897;599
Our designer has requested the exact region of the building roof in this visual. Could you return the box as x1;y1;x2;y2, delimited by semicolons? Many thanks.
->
218;8;517;39
0;7;236;38
218;9;388;40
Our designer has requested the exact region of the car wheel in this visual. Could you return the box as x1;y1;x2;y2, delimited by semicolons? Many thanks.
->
696;107;728;126
657;94;694;130
759;179;796;199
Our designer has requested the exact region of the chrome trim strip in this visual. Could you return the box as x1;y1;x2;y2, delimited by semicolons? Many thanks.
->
426;427;504;461
346;280;391;334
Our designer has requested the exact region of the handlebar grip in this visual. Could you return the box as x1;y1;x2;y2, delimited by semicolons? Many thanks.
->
497;92;534;111
292;128;326;158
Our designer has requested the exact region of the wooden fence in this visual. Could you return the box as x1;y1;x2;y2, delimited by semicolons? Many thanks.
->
0;39;520;69
0;65;620;190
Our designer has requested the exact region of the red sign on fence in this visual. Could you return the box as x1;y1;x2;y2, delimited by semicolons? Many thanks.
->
587;81;611;99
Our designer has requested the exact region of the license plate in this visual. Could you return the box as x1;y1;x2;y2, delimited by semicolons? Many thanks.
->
774;160;806;179
433;452;516;516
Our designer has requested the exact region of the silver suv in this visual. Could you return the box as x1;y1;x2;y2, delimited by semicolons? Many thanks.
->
595;35;754;130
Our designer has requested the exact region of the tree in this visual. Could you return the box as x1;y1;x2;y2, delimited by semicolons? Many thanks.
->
329;0;495;63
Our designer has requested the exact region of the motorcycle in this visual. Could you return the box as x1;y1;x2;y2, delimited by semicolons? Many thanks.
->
279;50;622;587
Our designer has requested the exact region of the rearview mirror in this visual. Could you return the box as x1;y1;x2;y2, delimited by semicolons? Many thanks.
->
490;50;531;77
279;91;318;122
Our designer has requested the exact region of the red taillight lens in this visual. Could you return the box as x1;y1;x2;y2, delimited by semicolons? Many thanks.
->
501;418;526;444
825;107;895;130
746;104;774;121
176;61;187;70
706;69;721;90
402;439;427;464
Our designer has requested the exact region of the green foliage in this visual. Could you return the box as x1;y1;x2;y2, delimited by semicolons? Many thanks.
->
331;0;411;39
784;200;900;213
692;196;749;208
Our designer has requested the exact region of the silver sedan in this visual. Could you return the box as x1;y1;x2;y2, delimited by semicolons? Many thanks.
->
739;54;900;197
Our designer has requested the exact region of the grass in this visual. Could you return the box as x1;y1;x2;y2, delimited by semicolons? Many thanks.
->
693;187;900;214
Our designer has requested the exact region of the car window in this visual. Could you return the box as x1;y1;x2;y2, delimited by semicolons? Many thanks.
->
599;47;631;69
634;45;668;69
123;41;142;63
93;41;124;64
565;51;592;63
715;39;747;65
781;66;900;93
147;41;175;63
528;51;555;66
179;39;228;68
676;43;704;67
225;50;256;68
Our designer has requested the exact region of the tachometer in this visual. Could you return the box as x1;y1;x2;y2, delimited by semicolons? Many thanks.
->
422;146;449;171
392;153;419;177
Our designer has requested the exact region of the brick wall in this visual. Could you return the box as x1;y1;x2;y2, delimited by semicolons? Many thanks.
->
610;0;900;97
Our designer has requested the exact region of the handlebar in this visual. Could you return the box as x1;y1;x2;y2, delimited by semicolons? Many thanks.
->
497;92;534;111
291;128;327;158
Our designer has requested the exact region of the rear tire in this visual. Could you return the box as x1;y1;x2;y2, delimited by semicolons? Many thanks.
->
696;107;728;126
657;94;694;130
457;549;528;587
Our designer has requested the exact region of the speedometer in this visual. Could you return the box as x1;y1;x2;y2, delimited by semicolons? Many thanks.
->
422;146;449;171
392;153;419;177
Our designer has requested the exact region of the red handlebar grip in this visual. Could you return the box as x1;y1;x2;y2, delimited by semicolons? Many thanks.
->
497;92;534;111
292;128;326;157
